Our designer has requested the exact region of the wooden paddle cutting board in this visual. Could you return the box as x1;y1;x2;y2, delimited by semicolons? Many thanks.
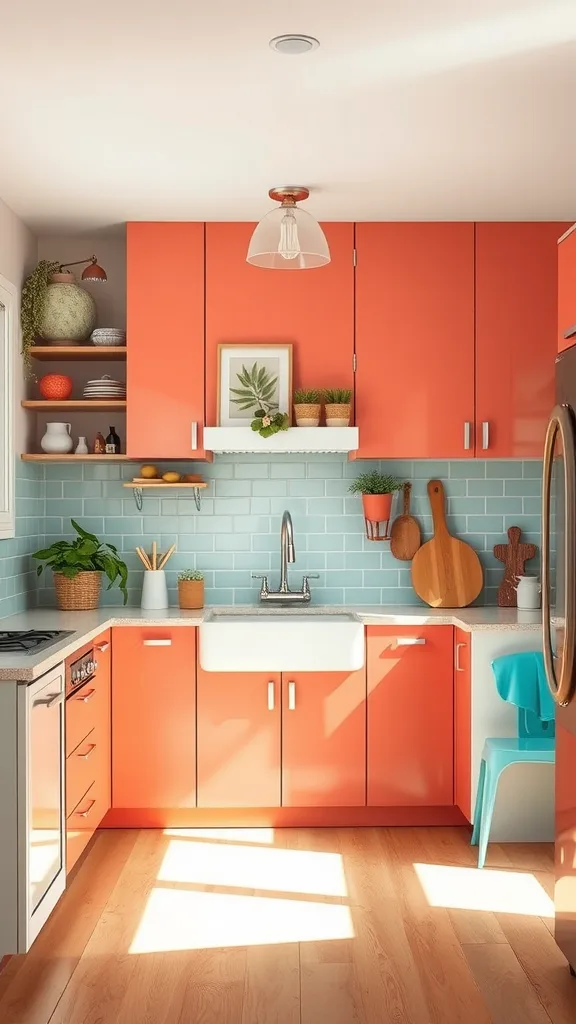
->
411;480;483;607
494;526;537;607
390;483;421;560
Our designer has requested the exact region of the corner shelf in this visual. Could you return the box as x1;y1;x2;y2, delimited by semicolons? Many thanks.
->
21;400;127;412
123;480;208;511
30;346;126;361
21;454;132;462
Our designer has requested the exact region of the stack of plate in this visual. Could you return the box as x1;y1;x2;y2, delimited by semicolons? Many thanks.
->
83;375;126;400
91;328;126;347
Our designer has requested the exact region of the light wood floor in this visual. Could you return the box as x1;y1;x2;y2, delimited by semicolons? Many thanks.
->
0;827;575;1024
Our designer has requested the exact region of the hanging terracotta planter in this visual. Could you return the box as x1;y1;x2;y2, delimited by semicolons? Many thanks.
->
348;472;403;543
362;493;393;523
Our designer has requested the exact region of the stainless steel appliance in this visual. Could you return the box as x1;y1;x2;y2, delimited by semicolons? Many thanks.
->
542;342;576;975
0;629;73;655
67;646;98;696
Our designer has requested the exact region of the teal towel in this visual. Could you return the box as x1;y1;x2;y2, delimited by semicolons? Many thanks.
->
492;652;555;722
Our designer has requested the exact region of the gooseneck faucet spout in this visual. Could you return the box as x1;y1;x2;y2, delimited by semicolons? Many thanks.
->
280;510;295;592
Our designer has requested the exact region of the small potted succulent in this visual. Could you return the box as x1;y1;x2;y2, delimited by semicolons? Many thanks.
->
293;388;323;427
348;471;403;524
324;388;353;427
178;569;205;609
33;519;128;609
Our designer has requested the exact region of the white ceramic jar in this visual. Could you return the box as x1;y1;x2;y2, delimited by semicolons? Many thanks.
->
40;422;73;454
516;575;541;610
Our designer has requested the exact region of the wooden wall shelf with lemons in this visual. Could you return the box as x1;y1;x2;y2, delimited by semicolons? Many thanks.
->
124;465;208;510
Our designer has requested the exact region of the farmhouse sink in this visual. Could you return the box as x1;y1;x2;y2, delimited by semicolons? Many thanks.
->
199;610;364;672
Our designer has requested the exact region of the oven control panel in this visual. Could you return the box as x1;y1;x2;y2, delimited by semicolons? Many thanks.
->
67;649;96;696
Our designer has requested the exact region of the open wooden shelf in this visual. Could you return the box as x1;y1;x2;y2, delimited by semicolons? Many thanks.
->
30;346;126;361
21;454;132;462
123;481;208;490
21;400;127;411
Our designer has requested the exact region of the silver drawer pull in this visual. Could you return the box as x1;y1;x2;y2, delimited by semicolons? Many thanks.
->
267;681;275;711
482;421;490;450
396;637;426;646
75;798;96;819
455;642;466;672
463;421;472;450
287;681;296;710
143;639;172;646
34;692;64;708
77;743;96;760
95;641;109;652
76;688;96;703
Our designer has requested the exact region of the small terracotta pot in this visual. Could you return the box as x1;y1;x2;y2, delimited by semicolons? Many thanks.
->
294;403;321;427
325;403;351;427
362;493;393;523
178;579;204;609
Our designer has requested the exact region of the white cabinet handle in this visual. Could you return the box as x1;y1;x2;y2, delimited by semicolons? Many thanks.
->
482;421;490;450
463;421;472;451
395;637;426;646
267;681;275;711
143;639;172;646
455;642;466;672
191;422;198;450
287;681;296;710
95;641;109;652
34;692;64;708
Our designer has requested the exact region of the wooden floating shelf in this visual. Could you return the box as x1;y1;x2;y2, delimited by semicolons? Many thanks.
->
123;482;208;490
30;346;126;361
21;400;127;411
21;454;132;462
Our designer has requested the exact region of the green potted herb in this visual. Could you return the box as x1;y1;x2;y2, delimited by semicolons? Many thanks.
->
324;388;353;426
348;471;403;523
293;388;323;427
33;520;128;609
178;569;205;609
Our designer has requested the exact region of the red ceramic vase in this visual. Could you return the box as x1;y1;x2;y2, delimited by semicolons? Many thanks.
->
39;374;73;400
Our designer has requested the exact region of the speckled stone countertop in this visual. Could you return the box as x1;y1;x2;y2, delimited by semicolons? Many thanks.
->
0;605;542;682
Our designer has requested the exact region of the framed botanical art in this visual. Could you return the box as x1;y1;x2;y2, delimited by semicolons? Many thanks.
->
217;344;293;427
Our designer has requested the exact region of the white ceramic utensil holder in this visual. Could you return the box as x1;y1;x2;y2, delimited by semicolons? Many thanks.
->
515;575;541;610
141;570;169;610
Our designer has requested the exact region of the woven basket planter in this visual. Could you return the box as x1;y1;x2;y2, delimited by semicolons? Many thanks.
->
325;403;351;427
53;571;102;610
178;579;204;609
294;403;321;427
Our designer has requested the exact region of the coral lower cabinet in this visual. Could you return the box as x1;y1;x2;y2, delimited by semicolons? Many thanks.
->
366;626;454;806
559;224;576;352
454;627;472;821
111;627;196;822
66;630;111;873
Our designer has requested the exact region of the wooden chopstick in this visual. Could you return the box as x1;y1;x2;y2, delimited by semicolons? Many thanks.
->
158;543;176;571
135;546;152;571
152;541;157;571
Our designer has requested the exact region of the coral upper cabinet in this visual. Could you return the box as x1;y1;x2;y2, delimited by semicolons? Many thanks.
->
126;222;206;458
205;223;354;422
112;627;196;824
367;626;454;806
558;224;576;353
355;223;475;459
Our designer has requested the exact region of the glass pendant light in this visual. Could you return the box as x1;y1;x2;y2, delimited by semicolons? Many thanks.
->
247;187;330;270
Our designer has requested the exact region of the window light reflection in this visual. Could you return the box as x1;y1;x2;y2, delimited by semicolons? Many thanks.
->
414;862;554;917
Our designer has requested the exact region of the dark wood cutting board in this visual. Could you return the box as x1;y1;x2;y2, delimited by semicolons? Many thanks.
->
494;526;537;607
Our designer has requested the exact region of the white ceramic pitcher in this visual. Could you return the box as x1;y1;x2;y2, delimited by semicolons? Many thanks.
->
515;575;541;610
40;422;73;454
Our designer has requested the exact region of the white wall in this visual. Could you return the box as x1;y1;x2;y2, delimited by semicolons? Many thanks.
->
0;197;37;453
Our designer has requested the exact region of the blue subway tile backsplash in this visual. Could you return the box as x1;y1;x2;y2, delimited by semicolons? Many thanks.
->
0;460;45;619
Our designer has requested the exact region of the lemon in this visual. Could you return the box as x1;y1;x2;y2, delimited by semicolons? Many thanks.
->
140;464;159;479
162;472;181;483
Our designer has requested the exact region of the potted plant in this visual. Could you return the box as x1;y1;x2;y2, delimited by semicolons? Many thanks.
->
293;388;323;426
178;569;205;609
348;471;403;524
33;520;128;609
324;388;353;426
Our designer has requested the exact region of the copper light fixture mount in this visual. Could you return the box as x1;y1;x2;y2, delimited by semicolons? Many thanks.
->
58;255;108;282
268;186;310;205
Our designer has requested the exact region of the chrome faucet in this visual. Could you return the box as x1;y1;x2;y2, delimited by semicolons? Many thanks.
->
252;510;318;604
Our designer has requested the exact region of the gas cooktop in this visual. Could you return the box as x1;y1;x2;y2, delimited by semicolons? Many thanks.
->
0;630;74;655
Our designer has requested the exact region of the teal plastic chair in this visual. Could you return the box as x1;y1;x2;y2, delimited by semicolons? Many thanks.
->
471;706;555;868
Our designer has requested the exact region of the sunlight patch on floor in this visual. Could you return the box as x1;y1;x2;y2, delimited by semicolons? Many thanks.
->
156;838;348;897
162;827;275;845
414;862;554;918
129;887;354;952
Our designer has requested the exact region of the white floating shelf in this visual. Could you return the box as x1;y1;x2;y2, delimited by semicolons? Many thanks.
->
203;426;359;454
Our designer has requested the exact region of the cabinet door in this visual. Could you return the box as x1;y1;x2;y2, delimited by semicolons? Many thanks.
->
558;225;576;352
126;222;206;458
367;626;454;806
93;629;111;818
205;223;354;423
197;669;281;807
112;627;196;810
355;223;474;458
476;222;569;457
281;670;366;807
454;627;472;822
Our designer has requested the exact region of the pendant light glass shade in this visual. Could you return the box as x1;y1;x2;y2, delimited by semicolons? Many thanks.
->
247;188;330;269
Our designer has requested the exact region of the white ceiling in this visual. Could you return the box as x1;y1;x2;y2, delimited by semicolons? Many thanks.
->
1;0;575;231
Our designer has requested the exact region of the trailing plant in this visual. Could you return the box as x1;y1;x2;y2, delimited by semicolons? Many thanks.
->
33;519;129;604
348;471;403;495
323;388;353;404
178;569;204;582
251;411;290;438
294;388;322;405
230;362;278;415
20;260;59;372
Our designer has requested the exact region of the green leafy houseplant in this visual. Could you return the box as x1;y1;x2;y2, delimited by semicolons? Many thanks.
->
294;388;323;405
20;260;59;372
251;411;290;438
323;388;353;405
349;473;403;536
230;362;279;415
33;519;128;605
